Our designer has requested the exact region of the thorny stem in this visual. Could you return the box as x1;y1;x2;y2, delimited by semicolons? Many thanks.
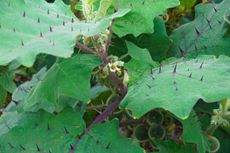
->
76;40;97;55
70;1;127;152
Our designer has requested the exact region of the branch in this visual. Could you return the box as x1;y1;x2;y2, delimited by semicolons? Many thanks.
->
76;40;97;55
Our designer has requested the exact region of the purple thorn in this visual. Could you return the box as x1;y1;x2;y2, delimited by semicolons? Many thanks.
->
57;13;59;18
36;144;40;152
179;46;186;56
173;63;177;73
213;6;218;12
195;27;200;37
19;145;26;150
64;127;69;134
13;28;15;32
71;18;74;23
151;75;155;80
50;26;53;32
200;62;204;69
8;143;14;149
47;9;50;15
146;84;151;89
39;31;43;37
23;11;26;17
21;40;24;46
37;17;40;23
206;18;212;29
200;76;204;82
159;64;162;73
189;72;192;78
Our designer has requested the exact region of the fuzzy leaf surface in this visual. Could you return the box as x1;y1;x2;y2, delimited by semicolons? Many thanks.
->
169;0;230;57
121;55;230;119
0;0;129;66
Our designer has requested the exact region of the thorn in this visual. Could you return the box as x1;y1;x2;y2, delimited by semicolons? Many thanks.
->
71;18;74;23
52;41;55;46
129;3;133;7
175;87;178;91
47;9;50;15
106;143;111;149
64;127;69;134
23;11;26;17
63;21;65;26
195;27;200;37
151;75;155;80
49;26;53;32
218;20;222;24
200;62;204;69
13;28;15;32
40;32;43;37
36;144;41;152
70;144;74;150
19;145;26;150
0;24;1;28
159;64;162;73
57;13;59;18
146;84;151;89
150;68;153;74
12;100;19;105
206;18;212;29
21;40;24;46
200;76;204;82
47;123;51;131
189;72;192;78
8;143;14;149
37;17;40;23
179;46;186;56
173;63;177;73
213;6;217;12
173;81;176;85
142;1;145;5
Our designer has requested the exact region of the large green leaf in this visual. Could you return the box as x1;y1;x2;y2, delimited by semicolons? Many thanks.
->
169;0;230;57
77;119;144;153
112;0;180;37
0;112;143;153
180;112;209;153
0;0;129;66
121;55;230;119
22;54;100;113
0;108;85;153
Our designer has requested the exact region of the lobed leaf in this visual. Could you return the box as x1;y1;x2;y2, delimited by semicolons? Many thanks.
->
112;0;180;37
169;0;230;57
121;55;230;119
0;0;129;66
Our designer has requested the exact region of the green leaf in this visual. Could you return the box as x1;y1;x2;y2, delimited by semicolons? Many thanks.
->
23;54;100;113
77;119;144;153
136;17;172;61
0;0;129;66
112;0;180;37
180;112;209;153
126;41;154;65
0;86;7;107
156;140;196;153
0;108;85;153
121;55;230;119
169;0;230;57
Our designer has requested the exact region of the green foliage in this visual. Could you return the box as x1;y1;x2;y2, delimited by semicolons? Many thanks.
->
169;0;230;57
180;111;209;153
0;0;129;66
0;0;230;152
23;54;101;113
112;0;180;37
121;55;230;119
